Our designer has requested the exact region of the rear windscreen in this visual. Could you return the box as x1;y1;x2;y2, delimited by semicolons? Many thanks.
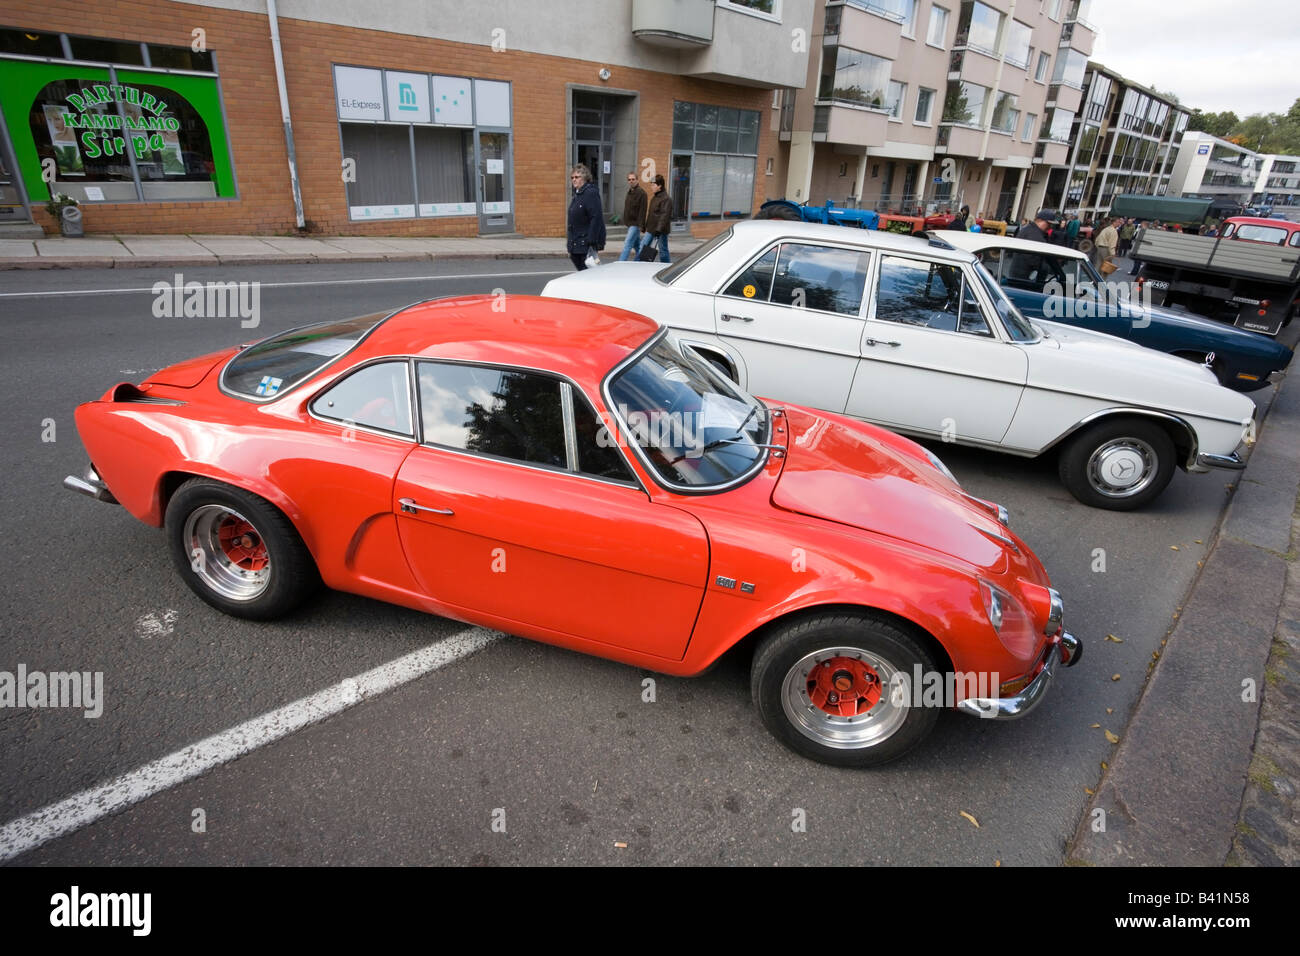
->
221;312;390;400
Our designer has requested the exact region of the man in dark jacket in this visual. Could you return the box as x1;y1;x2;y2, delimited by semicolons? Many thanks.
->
617;173;648;261
1016;208;1054;245
567;164;606;270
947;205;970;230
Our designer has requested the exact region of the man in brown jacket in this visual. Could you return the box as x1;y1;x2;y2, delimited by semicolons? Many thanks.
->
617;172;648;261
638;174;674;263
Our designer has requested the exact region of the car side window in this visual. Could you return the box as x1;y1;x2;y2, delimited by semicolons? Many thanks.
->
768;243;870;316
874;255;992;336
977;249;1004;279
310;360;413;437
571;393;637;483
417;361;566;468
721;247;777;301
1001;251;1051;292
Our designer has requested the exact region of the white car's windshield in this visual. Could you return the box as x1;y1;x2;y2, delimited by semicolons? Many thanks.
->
607;333;771;489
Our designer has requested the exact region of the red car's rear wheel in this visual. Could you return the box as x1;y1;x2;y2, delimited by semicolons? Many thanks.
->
166;478;319;620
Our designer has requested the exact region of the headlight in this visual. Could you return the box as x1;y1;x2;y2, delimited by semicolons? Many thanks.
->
926;450;958;485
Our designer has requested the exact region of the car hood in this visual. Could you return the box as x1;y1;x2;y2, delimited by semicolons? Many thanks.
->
1131;302;1294;361
771;406;1012;574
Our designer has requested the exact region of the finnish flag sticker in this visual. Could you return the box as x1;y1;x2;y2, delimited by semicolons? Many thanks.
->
256;375;283;396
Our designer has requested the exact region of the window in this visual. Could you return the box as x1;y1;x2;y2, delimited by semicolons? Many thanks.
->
1051;48;1087;88
999;250;1077;293
341;124;417;217
1047;0;1063;18
915;87;935;124
223;313;389;401
1004;20;1032;68
1075;123;1098;160
1040;109;1073;142
874;256;990;335
311;361;413;437
718;0;781;19
723;247;778;300
1235;224;1290;244
417;363;567;469
943;80;988;125
927;5;950;46
572;396;637;482
673;101;761;220
959;1;1003;56
1022;112;1037;141
886;81;907;119
990;91;1019;134
768;243;871;315
1035;51;1051;82
818;47;893;108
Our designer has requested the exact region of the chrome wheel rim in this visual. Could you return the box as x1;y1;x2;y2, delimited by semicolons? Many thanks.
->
781;646;909;750
1087;437;1158;497
183;504;271;601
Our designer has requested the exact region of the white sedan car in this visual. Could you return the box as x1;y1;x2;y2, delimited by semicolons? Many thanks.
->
543;220;1256;510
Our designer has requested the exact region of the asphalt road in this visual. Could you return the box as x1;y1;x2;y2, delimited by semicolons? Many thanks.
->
0;258;1279;864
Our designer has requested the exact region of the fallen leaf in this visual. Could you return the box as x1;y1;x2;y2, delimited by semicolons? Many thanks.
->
960;811;980;828
1105;634;1124;643
1105;730;1120;744
1111;674;1121;681
1106;708;1113;714
1152;651;1160;660
1195;539;1203;544
1090;723;1101;728
994;859;1001;867
1084;787;1095;795
1170;545;1180;551
614;841;627;849
1101;761;1109;770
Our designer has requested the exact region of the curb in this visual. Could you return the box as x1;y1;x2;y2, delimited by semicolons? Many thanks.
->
0;250;611;270
1067;368;1300;866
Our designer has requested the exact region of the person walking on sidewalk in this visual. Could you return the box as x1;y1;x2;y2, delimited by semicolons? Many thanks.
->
1118;218;1136;257
1093;217;1119;271
617;172;648;262
567;164;606;271
639;174;673;263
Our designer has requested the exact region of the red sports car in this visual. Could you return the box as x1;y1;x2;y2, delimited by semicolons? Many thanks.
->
65;295;1079;766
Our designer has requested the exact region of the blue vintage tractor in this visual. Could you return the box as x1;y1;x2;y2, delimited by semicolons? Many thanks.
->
756;199;880;229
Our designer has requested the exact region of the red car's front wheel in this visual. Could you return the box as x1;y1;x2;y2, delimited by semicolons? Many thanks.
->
166;478;319;620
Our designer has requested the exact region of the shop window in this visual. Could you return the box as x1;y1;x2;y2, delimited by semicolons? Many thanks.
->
0;29;63;58
146;45;215;72
414;127;473;215
341;123;416;219
68;36;144;65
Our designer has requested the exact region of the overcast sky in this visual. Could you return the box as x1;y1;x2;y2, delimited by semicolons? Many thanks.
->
1089;0;1299;116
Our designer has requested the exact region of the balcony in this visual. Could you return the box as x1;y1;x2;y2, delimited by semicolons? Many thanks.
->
631;0;714;47
1034;140;1069;165
1046;84;1083;113
1059;20;1096;57
936;123;986;156
814;100;891;147
833;2;903;60
675;0;811;87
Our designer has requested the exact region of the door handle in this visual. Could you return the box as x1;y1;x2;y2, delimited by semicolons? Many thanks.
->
399;498;454;516
865;337;902;347
721;313;754;323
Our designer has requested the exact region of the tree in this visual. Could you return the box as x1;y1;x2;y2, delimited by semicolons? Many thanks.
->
1188;109;1239;138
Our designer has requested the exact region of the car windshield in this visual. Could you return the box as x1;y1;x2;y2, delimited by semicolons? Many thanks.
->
655;227;733;286
222;312;389;399
1234;224;1289;244
973;261;1039;342
607;332;770;489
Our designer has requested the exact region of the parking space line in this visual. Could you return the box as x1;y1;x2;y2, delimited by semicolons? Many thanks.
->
0;628;501;862
0;270;568;298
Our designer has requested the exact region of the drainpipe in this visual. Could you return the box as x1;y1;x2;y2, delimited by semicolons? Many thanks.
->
267;0;305;229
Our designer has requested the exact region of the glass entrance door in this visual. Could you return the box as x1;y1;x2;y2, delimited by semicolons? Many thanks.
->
670;153;692;231
477;131;514;234
0;116;31;223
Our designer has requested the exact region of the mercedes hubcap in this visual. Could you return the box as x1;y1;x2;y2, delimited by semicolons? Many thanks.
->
1087;438;1157;497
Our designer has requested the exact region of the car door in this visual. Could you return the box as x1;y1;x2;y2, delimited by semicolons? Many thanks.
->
393;360;709;661
846;253;1028;444
712;240;870;413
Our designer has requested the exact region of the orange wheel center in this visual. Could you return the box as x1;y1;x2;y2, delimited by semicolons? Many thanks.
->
807;656;882;717
218;518;268;572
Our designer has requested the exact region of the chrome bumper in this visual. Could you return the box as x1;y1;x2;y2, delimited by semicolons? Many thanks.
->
1192;451;1246;472
63;465;118;504
956;632;1081;720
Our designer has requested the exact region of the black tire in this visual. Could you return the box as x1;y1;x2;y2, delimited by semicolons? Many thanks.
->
1057;417;1176;510
751;612;940;767
165;478;320;620
756;202;802;221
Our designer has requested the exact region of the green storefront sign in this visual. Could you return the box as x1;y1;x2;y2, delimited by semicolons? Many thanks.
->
0;58;236;202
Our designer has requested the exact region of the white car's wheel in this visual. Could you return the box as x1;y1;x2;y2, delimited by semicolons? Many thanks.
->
1058;418;1176;510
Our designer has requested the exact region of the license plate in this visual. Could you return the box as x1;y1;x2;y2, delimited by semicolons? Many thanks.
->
1146;280;1169;289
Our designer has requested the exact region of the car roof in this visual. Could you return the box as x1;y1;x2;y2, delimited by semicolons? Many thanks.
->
355;295;660;383
937;229;1087;260
727;219;979;265
1226;216;1300;231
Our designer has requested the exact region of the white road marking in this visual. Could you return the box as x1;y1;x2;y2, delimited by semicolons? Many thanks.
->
0;628;500;861
0;269;568;298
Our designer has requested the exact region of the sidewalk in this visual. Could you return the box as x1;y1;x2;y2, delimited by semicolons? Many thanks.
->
1068;358;1300;866
0;232;704;270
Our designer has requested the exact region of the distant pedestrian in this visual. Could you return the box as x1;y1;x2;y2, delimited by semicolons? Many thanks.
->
1118;218;1136;256
948;205;970;230
567;164;606;271
617;172;648;262
639;174;673;263
1017;208;1054;245
1094;217;1119;271
1065;213;1081;249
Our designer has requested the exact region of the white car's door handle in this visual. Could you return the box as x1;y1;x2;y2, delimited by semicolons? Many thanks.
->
865;337;902;347
399;498;454;516
721;313;754;322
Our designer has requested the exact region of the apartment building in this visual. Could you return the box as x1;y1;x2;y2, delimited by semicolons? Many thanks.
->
0;0;813;236
1251;153;1300;217
777;0;1096;222
1040;62;1189;220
